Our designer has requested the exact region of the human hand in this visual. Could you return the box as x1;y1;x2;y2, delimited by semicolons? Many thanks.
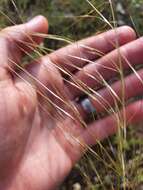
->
0;15;141;189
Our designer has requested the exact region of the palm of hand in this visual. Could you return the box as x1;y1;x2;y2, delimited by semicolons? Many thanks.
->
0;76;83;190
0;16;139;190
0;17;84;190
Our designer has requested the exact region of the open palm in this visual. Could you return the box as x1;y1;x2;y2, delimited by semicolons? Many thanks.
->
0;16;143;190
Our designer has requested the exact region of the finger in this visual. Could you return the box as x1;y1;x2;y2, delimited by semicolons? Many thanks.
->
48;26;136;73
81;100;143;146
67;37;143;99
77;68;143;116
0;15;48;69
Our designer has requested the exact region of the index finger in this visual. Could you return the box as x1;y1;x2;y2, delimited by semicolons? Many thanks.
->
48;26;136;73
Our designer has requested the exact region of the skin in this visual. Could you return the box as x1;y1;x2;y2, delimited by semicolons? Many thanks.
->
0;15;142;189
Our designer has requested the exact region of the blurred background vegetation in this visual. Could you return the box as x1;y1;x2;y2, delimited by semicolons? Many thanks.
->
0;0;143;189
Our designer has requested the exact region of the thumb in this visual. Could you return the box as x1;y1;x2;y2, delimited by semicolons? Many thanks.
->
0;15;48;69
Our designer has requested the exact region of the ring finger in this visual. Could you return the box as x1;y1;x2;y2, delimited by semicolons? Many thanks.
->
76;68;143;120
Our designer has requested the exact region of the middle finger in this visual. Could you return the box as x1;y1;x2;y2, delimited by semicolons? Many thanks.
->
66;37;143;99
